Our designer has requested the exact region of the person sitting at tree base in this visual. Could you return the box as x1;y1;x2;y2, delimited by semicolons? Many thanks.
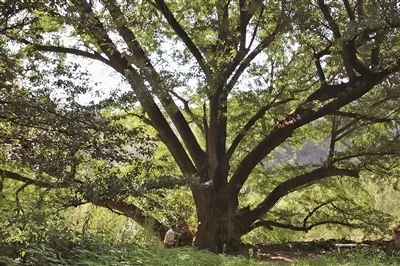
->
175;221;195;247
392;222;400;246
163;224;179;248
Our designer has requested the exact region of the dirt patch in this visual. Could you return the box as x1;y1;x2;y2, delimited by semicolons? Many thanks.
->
243;238;397;263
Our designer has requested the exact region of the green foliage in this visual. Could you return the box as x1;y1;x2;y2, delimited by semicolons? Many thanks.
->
0;225;265;266
1;0;400;252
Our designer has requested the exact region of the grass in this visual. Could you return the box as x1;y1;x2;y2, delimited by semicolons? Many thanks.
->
0;243;264;266
2;239;400;266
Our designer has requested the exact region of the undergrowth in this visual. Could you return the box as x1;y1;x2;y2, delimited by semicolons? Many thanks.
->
0;228;263;266
2;230;400;266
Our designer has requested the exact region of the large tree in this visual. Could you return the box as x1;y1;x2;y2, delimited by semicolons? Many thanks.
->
1;0;400;252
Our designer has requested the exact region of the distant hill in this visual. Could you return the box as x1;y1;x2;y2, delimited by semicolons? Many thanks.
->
263;140;329;167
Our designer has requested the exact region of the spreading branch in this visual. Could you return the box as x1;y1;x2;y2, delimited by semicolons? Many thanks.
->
316;0;371;79
150;0;211;78
333;151;400;164
226;21;284;92
229;74;379;198
95;198;167;239
226;98;294;161
249;196;384;235
317;0;341;39
313;46;331;84
1;169;59;189
343;0;355;21
65;0;198;174
12;38;115;70
302;200;334;229
247;5;265;51
249;199;337;232
250;219;355;232
15;183;30;213
236;166;359;230
1;168;168;239
332;110;399;123
103;0;205;170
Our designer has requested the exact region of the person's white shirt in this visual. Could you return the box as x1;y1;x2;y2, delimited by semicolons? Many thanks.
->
163;228;176;245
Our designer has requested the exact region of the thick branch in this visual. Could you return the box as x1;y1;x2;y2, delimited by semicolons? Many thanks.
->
65;0;197;174
217;0;270;91
314;57;326;84
104;0;205;169
344;40;373;76
379;58;400;78
343;0;355;21
238;166;359;231
216;0;231;45
229;75;379;198
237;0;264;52
316;0;369;79
226;98;294;161
95;198;168;239
313;46;331;83
1;169;168;239
317;0;341;39
151;0;210;78
250;219;355;232
356;0;364;19
238;0;248;51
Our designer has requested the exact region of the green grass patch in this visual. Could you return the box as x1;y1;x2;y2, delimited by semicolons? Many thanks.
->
2;226;400;266
0;244;265;266
2;240;400;266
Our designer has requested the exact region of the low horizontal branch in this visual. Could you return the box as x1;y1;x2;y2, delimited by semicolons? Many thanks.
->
237;166;359;231
1;168;168;239
251;219;356;232
94;198;167;238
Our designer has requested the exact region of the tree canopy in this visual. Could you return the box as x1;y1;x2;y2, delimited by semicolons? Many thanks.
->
1;0;400;252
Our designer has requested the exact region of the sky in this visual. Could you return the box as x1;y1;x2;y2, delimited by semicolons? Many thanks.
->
78;58;129;105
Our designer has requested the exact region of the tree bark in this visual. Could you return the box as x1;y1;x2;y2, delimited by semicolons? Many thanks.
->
194;187;241;253
96;199;168;240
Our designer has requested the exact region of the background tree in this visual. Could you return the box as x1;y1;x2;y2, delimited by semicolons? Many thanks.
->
1;0;400;252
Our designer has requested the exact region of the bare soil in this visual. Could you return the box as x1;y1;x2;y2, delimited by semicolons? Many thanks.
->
243;238;397;263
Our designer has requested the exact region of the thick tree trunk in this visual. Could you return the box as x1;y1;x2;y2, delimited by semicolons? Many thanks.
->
194;190;242;253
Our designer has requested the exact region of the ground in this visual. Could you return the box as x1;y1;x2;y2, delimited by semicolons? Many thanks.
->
243;238;397;263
